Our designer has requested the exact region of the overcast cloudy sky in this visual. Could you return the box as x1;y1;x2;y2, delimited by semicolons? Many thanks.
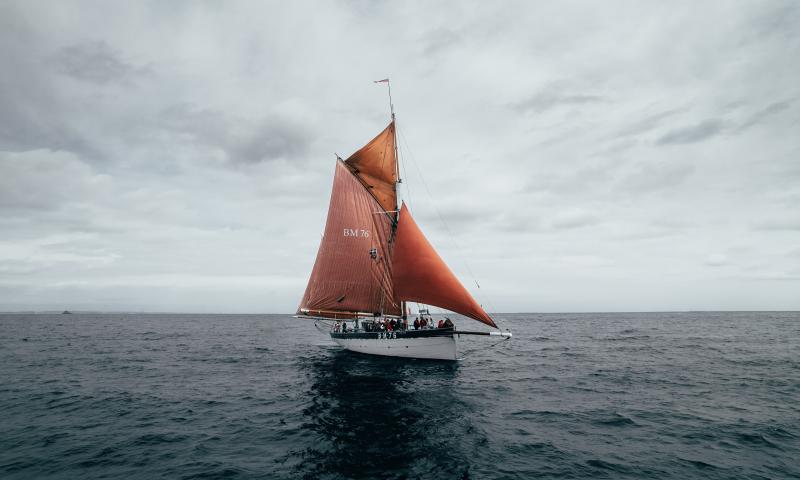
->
1;1;798;313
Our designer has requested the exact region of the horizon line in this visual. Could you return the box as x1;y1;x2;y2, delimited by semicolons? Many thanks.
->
2;310;799;315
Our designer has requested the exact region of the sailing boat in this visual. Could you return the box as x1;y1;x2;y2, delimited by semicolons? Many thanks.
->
296;88;511;360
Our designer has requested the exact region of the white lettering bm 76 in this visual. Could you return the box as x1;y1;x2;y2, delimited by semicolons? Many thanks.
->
343;229;370;238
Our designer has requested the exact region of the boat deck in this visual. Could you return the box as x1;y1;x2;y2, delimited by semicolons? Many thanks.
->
329;327;454;340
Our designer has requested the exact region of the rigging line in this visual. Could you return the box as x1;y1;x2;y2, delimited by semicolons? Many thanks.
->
397;129;497;315
393;119;400;184
400;154;414;214
396;137;414;214
458;334;511;358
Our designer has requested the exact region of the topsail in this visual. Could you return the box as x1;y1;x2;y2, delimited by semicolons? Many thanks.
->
343;121;398;218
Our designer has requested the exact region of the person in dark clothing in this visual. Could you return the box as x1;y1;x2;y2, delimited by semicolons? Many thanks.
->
437;319;444;328
420;317;427;328
390;318;397;331
413;318;420;330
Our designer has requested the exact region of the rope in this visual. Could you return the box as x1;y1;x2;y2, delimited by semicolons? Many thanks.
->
458;334;512;358
397;140;414;213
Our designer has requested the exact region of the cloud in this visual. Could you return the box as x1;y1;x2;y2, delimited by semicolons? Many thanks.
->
421;28;463;56
0;94;93;155
549;208;599;230
752;217;800;231
734;100;792;132
749;2;800;41
0;21;100;156
558;255;614;268
0;150;110;210
50;40;148;85
614;109;682;138
653;100;792;147
157;104;316;164
233;118;315;164
655;119;726;145
0;1;799;312
617;160;694;193
704;253;729;267
512;91;604;114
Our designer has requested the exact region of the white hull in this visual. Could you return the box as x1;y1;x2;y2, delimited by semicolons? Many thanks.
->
331;333;458;360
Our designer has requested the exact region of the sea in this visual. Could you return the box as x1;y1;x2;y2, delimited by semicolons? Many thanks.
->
1;312;798;479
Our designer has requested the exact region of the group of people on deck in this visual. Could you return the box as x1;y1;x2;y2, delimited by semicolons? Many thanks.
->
332;316;454;334
413;316;454;330
362;318;407;332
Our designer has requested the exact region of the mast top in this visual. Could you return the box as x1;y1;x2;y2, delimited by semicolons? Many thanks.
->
374;78;394;122
374;78;400;186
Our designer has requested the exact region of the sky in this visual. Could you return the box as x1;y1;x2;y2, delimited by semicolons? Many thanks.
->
1;1;798;313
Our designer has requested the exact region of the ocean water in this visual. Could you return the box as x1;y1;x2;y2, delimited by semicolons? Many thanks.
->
1;312;798;479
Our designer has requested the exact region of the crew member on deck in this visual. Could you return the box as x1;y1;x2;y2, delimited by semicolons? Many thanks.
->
413;318;420;330
437;319;444;329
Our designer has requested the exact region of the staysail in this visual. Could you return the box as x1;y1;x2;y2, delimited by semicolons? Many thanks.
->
343;122;398;217
298;160;400;318
391;203;497;328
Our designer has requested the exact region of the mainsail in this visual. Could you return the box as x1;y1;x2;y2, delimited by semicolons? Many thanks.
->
298;160;400;318
391;203;497;328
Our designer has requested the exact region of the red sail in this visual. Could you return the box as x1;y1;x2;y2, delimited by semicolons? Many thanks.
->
344;122;397;216
392;203;497;328
298;161;400;317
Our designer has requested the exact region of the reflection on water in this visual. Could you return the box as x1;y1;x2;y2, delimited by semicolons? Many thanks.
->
291;349;477;479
